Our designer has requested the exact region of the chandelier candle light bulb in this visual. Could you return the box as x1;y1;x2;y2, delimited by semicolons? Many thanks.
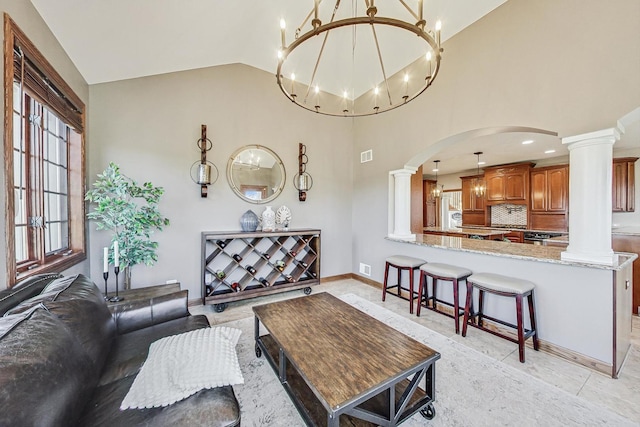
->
103;247;108;273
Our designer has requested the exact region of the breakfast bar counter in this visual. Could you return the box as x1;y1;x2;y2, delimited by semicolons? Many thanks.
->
385;234;636;377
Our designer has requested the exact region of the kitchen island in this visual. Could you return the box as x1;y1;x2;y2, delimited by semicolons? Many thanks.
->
423;227;508;240
386;234;636;378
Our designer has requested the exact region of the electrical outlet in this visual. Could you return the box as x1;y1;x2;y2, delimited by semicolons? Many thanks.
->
359;263;371;276
360;149;373;163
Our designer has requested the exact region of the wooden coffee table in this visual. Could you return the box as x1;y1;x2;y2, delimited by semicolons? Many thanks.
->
253;292;440;426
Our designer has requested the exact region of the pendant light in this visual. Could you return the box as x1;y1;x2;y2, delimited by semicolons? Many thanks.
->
473;152;486;197
432;160;442;199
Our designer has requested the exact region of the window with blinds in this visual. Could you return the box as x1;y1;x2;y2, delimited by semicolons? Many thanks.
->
4;14;86;286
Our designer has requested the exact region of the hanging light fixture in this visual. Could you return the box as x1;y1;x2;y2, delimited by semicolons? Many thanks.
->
473;151;486;197
432;160;442;199
277;0;443;117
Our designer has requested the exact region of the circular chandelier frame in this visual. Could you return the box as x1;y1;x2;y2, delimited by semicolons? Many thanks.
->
277;2;443;117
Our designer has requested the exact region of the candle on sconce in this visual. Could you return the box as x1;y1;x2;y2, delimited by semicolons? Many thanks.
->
113;241;119;267
435;20;442;45
290;73;296;95
103;247;108;273
314;85;320;109
426;51;432;77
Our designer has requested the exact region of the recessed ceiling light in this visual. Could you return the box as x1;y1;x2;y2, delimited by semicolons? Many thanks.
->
521;140;534;145
544;149;556;154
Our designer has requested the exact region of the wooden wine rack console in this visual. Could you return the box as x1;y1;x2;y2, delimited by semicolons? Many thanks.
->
201;229;321;311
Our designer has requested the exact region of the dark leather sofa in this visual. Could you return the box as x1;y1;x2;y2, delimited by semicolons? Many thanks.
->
0;273;241;427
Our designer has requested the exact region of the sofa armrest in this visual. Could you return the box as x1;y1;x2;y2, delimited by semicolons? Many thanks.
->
110;290;190;334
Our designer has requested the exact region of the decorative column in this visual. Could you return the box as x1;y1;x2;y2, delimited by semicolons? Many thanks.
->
388;167;417;240
561;128;619;266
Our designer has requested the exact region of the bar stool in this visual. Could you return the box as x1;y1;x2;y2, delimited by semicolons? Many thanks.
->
462;272;539;363
382;255;426;314
417;263;472;334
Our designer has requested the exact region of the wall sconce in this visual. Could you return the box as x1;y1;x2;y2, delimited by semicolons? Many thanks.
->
190;124;218;198
293;143;313;201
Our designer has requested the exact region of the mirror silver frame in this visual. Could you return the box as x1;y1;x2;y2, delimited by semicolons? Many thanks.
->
227;145;286;204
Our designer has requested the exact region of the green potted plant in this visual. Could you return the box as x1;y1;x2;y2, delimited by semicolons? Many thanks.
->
86;162;170;288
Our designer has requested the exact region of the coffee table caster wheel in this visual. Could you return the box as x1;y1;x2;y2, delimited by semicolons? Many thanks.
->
213;303;227;313
255;343;262;358
303;287;312;295
420;403;435;420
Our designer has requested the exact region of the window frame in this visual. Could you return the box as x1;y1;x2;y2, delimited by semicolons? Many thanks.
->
4;14;86;287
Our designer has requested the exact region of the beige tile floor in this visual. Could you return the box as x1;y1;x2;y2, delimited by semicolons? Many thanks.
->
190;278;640;423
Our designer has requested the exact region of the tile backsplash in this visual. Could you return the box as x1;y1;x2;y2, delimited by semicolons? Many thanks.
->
491;204;527;227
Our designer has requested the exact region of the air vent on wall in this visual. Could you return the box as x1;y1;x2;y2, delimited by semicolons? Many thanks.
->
360;150;373;163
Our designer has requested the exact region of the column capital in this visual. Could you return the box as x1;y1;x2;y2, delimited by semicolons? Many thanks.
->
562;127;620;148
389;167;417;177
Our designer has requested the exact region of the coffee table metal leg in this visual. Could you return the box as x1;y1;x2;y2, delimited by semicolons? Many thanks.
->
278;348;287;383
327;412;339;427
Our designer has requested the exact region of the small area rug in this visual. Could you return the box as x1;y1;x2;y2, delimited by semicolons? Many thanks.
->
223;294;634;426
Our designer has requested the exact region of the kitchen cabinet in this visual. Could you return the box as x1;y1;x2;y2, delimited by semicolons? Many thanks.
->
612;157;637;212
530;165;568;231
460;175;486;226
484;163;533;204
503;230;524;243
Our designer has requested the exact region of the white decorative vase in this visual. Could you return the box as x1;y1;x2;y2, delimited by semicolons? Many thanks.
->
276;205;292;230
261;206;276;232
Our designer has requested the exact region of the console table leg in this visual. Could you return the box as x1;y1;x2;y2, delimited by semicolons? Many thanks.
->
278;348;287;383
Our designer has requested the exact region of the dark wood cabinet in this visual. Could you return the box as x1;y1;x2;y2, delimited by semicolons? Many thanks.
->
484;163;533;204
201;229;320;310
530;165;568;231
612;157;637;212
460;175;486;226
503;230;524;243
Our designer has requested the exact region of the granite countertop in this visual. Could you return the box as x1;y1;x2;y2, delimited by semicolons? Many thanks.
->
423;227;508;237
386;234;636;271
612;226;640;236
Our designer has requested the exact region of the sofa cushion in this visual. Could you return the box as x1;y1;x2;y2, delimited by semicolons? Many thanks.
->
120;327;243;409
5;274;108;316
99;314;210;386
0;306;97;426
45;298;116;371
0;273;62;315
79;376;241;427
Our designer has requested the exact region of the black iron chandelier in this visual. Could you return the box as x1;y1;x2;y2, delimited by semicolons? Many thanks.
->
277;0;443;117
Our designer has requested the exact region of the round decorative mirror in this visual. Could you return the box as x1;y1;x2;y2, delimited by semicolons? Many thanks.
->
227;145;286;204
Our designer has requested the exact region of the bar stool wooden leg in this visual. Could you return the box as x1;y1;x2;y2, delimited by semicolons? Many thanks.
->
452;278;460;334
408;267;414;314
397;268;402;297
417;271;426;317
516;294;525;363
462;281;473;337
528;292;539;350
478;289;485;327
431;278;438;311
382;262;390;302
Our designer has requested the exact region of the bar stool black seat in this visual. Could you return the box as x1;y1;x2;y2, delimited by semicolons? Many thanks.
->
417;263;472;334
382;255;426;314
462;272;539;363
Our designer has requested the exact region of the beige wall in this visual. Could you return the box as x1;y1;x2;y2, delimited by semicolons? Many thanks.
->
351;0;640;280
88;64;354;298
0;0;90;285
